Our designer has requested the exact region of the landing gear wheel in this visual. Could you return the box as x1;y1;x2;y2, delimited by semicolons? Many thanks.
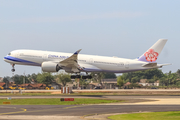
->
76;75;81;78
11;64;15;72
82;75;92;79
71;74;92;79
71;75;76;79
70;75;81;79
82;76;87;79
88;75;92;79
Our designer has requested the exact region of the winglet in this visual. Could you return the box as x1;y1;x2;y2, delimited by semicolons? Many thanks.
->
74;49;82;54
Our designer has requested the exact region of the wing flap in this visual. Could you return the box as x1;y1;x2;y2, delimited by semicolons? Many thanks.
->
58;49;82;73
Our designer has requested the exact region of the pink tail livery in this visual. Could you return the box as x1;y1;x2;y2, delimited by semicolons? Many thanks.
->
138;39;167;63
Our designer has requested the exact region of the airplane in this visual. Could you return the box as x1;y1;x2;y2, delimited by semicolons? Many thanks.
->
4;39;170;79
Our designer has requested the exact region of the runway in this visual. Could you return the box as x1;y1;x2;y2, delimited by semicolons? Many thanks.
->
1;95;180;120
0;105;180;120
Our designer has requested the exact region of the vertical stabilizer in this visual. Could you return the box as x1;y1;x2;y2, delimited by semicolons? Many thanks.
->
138;39;167;63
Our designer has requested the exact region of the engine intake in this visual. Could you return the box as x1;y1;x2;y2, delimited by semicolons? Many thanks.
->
41;62;61;72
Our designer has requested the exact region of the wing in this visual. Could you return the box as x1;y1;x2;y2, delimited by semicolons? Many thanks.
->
58;49;82;73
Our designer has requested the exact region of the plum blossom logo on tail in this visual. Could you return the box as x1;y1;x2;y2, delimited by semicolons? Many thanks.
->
144;49;159;62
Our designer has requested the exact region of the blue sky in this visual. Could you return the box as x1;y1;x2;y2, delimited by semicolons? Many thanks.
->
0;0;180;77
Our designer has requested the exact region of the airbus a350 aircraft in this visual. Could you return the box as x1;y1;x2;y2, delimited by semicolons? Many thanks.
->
4;39;170;79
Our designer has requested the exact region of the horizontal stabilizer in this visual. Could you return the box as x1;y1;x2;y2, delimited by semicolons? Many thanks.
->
142;63;157;67
157;63;172;67
142;63;171;68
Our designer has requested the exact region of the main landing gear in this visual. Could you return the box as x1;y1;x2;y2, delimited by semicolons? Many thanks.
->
11;64;15;72
71;75;92;79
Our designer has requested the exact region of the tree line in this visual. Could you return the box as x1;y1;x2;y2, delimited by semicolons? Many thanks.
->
3;72;117;87
117;69;180;88
3;73;71;87
3;69;180;89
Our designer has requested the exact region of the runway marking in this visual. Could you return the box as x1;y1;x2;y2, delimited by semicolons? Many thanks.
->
14;105;90;115
22;107;63;113
63;105;91;109
0;105;106;116
0;106;16;109
0;108;26;115
63;106;79;109
0;106;63;114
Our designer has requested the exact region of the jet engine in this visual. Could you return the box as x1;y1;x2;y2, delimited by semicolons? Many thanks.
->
41;62;61;72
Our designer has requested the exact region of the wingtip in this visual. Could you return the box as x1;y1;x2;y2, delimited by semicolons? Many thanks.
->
159;39;168;41
74;49;82;54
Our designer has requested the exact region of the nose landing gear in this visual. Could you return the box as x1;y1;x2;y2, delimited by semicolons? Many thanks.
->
11;64;15;72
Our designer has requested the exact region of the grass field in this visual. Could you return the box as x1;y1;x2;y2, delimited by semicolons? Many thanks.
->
0;93;52;96
0;98;123;105
108;111;180;120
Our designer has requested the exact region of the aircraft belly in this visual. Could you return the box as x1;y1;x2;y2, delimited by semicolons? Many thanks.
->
81;63;125;72
96;64;119;71
82;63;148;73
4;56;41;66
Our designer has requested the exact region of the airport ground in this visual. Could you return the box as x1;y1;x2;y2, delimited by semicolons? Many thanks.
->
1;89;180;96
1;95;180;120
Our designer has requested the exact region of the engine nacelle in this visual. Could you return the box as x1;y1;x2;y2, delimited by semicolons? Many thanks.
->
41;62;61;72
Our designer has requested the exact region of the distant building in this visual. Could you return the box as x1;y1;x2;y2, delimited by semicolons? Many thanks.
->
30;84;46;89
86;79;118;89
31;79;36;84
88;83;100;89
153;80;159;86
124;82;131;86
123;82;131;89
51;81;61;89
0;82;6;87
139;79;159;86
139;79;148;86
102;79;117;89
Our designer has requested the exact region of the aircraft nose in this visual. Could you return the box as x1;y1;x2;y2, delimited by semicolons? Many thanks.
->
3;56;8;62
4;56;6;61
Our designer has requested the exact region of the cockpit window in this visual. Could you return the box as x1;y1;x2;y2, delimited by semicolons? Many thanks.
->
8;53;11;55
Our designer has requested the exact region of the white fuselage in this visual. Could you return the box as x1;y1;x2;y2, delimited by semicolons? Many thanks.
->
4;49;158;73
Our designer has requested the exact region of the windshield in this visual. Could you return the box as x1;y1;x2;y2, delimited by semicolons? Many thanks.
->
8;53;11;55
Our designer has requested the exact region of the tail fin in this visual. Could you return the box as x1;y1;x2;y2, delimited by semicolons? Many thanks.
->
138;39;167;63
